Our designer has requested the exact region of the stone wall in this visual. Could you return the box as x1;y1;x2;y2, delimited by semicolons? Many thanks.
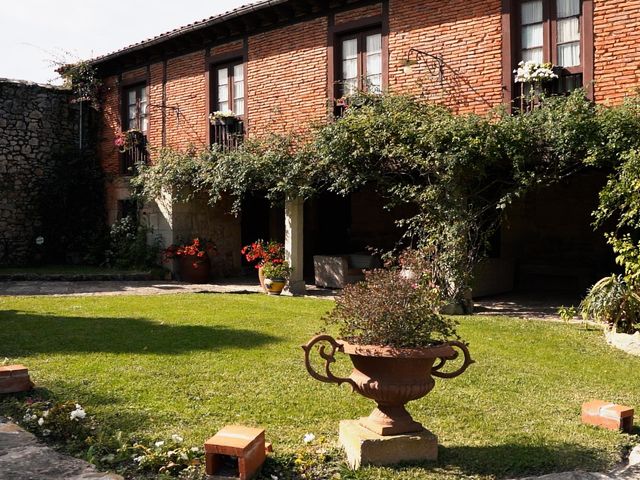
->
0;78;79;265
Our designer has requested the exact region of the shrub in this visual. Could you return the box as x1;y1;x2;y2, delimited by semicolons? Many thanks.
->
580;275;640;334
104;216;162;270
324;250;459;348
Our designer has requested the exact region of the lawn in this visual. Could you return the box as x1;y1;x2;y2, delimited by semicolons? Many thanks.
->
0;293;638;479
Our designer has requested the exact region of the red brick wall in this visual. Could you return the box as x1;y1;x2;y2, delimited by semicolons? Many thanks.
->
593;0;640;105
212;39;243;57
98;75;121;176
148;62;164;150
388;0;503;114
165;51;208;149
335;4;381;24
247;17;328;137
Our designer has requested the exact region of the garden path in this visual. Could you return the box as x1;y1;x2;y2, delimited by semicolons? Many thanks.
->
0;417;122;480
0;279;337;299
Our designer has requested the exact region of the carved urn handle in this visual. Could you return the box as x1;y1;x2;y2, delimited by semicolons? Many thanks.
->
301;334;357;389
431;340;475;379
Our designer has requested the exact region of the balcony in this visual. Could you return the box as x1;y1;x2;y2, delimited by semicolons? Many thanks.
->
211;118;244;151
120;131;149;175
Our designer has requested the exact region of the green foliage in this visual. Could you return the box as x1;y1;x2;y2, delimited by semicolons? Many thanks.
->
312;91;598;302
56;60;103;109
557;305;577;322
104;216;162;269
130;435;203;476
324;249;459;348
37;150;107;265
580;275;640;333
132;136;316;213
261;260;292;280
131;90;640;304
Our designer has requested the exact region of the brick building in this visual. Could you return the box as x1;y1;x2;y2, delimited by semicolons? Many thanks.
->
91;0;640;294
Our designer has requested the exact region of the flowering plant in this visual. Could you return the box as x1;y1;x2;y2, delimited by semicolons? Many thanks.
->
19;399;92;446
131;434;203;475
514;61;558;83
241;239;285;269
163;238;217;264
261;260;292;280
209;111;238;124
324;249;459;348
114;129;143;153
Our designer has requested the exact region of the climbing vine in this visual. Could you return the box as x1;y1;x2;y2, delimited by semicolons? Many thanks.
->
132;90;640;305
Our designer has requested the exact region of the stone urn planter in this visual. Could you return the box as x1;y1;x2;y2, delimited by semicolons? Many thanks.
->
302;334;474;435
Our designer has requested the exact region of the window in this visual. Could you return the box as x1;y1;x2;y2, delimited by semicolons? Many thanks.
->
215;62;244;116
211;61;245;150
516;0;585;93
120;84;149;174
124;84;148;133
337;29;383;98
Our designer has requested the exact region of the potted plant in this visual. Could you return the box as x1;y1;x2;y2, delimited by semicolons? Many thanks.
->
241;240;285;293
513;60;558;111
164;238;217;284
114;129;144;153
302;249;473;436
209;110;238;127
261;260;292;295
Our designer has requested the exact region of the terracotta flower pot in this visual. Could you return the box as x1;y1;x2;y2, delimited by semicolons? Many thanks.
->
302;335;474;435
178;254;211;284
258;266;267;293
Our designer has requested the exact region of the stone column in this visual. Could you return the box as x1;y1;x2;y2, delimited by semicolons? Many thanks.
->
285;196;306;295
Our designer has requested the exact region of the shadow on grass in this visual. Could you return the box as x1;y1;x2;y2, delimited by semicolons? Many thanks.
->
0;310;280;355
387;442;610;479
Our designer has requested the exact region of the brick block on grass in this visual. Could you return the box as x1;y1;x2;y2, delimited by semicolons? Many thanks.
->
582;400;634;433
204;425;266;480
0;365;34;394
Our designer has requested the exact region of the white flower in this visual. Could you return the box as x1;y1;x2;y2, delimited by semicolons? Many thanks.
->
171;434;183;443
180;451;189;461
514;60;558;83
69;407;86;421
190;447;200;452
303;433;315;444
155;441;165;448
42;429;51;436
37;417;44;426
134;455;144;463
271;475;279;480
43;410;49;417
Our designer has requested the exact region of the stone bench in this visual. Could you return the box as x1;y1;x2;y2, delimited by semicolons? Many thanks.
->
313;254;381;289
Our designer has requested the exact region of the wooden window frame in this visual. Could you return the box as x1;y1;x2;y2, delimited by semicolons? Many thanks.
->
502;0;593;103
119;80;149;175
328;9;389;104
212;60;245;119
121;82;148;133
336;28;384;97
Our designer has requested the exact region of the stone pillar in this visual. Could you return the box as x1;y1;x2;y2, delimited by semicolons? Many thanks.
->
285;196;306;295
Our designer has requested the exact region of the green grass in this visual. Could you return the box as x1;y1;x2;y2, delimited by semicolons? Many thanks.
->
0;294;638;479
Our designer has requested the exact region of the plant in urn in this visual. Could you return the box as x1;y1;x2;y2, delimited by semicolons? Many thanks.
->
302;249;473;465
